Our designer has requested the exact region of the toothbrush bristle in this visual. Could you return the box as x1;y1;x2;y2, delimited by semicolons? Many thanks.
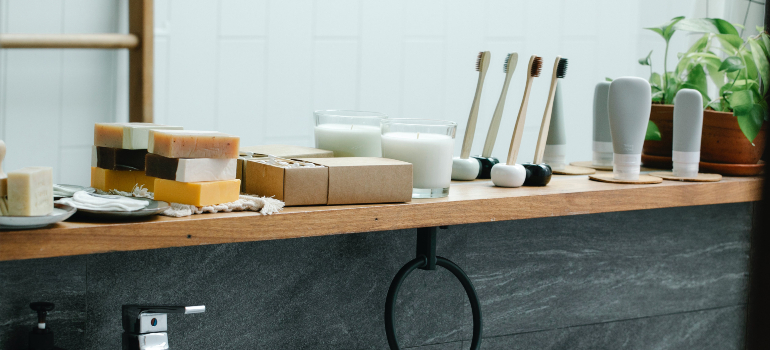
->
531;57;542;77
504;53;512;73
476;52;483;72
557;58;568;78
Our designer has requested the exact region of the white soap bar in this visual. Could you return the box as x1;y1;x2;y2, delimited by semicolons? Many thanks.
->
94;123;184;150
145;153;237;182
8;166;53;216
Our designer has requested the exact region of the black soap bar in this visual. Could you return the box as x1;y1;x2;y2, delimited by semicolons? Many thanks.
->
96;147;148;171
145;153;179;181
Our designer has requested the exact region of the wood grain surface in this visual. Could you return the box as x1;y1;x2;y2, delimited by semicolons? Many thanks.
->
0;175;761;261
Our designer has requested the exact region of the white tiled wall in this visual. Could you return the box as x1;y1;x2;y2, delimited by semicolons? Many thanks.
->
2;0;749;186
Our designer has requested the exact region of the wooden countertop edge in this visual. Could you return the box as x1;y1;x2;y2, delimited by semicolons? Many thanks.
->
0;177;762;261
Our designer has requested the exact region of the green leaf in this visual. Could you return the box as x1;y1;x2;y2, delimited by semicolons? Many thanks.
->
664;72;680;105
645;16;685;42
719;56;744;72
740;51;758;80
716;34;743;54
763;33;770;58
735;104;765;143
605;77;613;82
651;91;664;103
645;121;662;141
731;79;760;90
757;26;765;33
706;63;726;91
728;90;755;114
749;39;769;95
680;64;710;104
650;72;662;87
639;50;653;66
706;99;725;111
675;18;740;35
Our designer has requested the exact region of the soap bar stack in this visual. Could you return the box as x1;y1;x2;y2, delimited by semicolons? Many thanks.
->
148;130;241;206
92;123;183;192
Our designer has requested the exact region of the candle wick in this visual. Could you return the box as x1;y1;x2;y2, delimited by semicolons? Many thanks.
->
350;125;354;130
417;132;420;139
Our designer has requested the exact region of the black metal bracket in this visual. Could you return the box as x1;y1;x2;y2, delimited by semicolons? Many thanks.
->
384;226;482;350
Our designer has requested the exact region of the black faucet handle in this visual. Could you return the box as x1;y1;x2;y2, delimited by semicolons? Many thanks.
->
30;302;55;326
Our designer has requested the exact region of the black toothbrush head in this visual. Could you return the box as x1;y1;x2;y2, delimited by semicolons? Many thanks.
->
556;58;568;78
476;51;483;72
504;53;512;73
531;56;542;77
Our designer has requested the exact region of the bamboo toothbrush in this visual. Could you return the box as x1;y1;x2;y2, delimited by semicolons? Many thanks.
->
522;56;568;186
473;53;519;179
451;51;491;180
490;55;542;188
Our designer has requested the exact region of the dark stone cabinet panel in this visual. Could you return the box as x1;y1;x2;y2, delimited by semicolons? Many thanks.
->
0;203;752;349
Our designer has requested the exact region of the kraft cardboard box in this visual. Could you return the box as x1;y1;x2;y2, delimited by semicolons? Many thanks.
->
238;145;333;192
239;145;333;158
242;157;412;206
242;159;328;206
297;157;412;205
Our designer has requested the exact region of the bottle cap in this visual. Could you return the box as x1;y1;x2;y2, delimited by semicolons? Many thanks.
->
672;151;699;178
613;153;641;180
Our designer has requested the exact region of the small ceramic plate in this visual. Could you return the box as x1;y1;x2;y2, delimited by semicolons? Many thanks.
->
74;197;170;218
53;184;95;199
0;203;77;230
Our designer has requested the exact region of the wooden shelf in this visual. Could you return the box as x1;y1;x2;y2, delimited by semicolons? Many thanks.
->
0;174;762;262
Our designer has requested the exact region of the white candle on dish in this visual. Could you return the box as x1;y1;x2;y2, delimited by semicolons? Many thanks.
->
314;124;382;157
382;132;454;190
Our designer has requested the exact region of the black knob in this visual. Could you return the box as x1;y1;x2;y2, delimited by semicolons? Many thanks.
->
30;302;55;324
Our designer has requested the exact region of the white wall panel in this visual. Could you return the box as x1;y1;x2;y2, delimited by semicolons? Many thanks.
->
220;0;267;37
166;0;219;131
217;38;266;147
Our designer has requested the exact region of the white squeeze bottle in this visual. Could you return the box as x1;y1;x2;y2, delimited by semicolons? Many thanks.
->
607;77;652;181
672;89;703;178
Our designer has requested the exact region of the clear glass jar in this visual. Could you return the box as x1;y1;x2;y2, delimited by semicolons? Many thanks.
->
314;110;388;157
380;118;457;198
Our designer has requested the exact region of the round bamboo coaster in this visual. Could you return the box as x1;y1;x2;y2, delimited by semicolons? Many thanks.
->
648;171;722;182
570;161;613;171
588;174;663;184
553;165;596;175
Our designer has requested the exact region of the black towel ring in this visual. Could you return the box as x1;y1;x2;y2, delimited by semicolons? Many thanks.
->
383;227;483;350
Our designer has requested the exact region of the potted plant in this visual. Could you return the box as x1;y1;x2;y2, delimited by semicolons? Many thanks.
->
639;17;768;167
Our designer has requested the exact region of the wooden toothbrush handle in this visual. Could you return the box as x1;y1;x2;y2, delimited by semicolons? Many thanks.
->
482;73;513;158
533;58;561;164
506;77;534;165
460;67;488;159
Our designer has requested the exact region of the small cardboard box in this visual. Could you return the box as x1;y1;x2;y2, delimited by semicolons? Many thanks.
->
242;159;329;206
242;157;412;206
239;145;333;158
297;157;413;205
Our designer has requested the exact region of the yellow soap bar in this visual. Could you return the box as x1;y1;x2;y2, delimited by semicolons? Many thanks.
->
90;167;156;192
154;179;240;206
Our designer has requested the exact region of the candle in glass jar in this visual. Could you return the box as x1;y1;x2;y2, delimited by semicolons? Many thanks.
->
381;132;454;189
314;124;382;157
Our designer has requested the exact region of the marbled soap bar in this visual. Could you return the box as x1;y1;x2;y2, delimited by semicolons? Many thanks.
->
96;147;148;171
94;123;183;150
145;153;236;182
154;178;240;206
7;166;53;216
149;130;239;159
90;167;156;192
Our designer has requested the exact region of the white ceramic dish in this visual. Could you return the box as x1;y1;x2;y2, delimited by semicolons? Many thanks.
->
0;203;77;230
74;197;170;218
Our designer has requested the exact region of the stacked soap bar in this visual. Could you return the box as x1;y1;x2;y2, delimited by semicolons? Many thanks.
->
149;130;240;207
91;123;182;192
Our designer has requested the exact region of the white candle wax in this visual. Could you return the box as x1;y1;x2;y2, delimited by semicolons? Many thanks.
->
381;132;454;189
314;124;382;157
